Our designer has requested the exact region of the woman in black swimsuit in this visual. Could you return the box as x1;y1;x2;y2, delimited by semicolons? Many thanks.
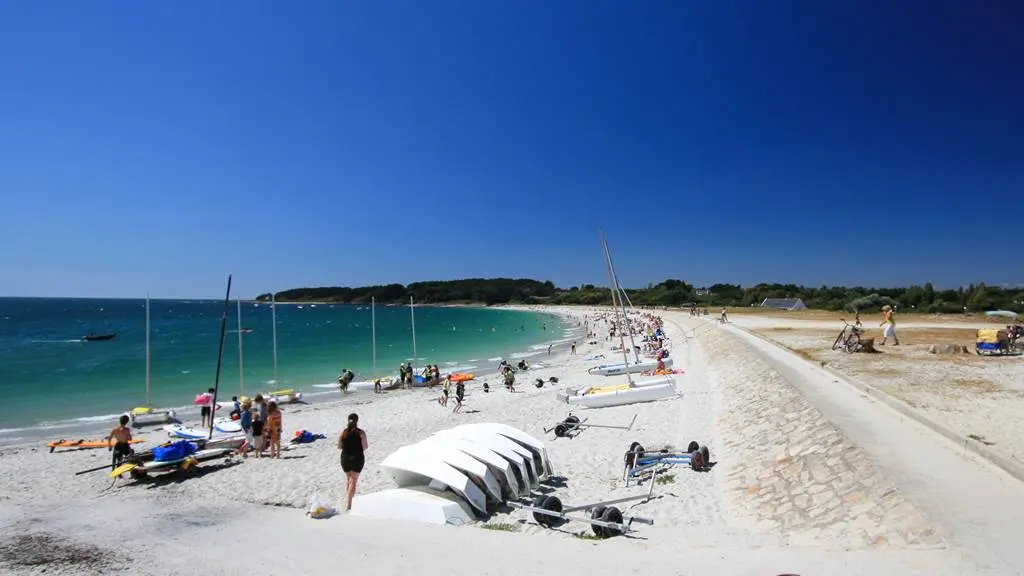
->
338;412;368;511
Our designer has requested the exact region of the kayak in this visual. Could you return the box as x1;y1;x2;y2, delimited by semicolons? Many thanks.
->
49;438;144;452
450;373;474;383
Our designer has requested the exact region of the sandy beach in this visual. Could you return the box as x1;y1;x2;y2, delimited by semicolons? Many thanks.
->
2;306;1023;575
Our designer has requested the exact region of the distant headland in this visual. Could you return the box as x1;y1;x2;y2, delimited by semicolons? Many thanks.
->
257;279;1023;314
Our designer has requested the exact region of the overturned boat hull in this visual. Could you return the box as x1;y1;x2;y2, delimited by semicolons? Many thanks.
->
380;446;489;516
588;357;673;377
558;380;676;408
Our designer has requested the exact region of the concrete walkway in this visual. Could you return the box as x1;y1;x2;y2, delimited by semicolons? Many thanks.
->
712;319;1024;575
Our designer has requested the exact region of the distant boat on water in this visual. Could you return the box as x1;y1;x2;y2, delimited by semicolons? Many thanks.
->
82;332;117;342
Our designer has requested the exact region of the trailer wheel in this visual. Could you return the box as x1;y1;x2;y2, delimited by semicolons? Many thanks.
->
687;441;700;453
534;496;562;527
700;446;710;469
590;506;608;537
554;423;569;438
565;415;580;426
601;506;624;537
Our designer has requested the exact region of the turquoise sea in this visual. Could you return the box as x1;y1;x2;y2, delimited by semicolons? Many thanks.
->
0;298;578;442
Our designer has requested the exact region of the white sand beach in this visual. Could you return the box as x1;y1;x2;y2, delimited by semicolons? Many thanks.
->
2;307;1023;575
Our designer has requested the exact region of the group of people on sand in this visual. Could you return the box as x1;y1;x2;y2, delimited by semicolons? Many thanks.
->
234;394;284;459
437;375;466;413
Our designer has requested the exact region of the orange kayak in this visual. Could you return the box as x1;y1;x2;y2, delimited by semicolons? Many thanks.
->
48;438;144;452
450;373;475;382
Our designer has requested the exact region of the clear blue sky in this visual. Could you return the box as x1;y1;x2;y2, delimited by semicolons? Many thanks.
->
1;1;1021;298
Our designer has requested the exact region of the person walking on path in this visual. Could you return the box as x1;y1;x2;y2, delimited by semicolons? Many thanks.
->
338;413;368;511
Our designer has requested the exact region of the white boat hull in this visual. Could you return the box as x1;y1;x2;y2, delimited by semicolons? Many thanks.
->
433;428;538;490
126;408;176;426
404;439;504;504
451;423;553;479
418;436;521;499
380;447;489;516
588;357;673;377
351;487;474;526
163;424;241;442
558;381;676;408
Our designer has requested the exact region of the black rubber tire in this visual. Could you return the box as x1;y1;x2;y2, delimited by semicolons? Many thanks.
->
536;496;562;527
832;329;846;351
531;494;548;524
601;506;624;537
554;423;568;438
687;441;700;453
590;506;608;537
565;415;580;426
628;441;641;452
700;445;710;468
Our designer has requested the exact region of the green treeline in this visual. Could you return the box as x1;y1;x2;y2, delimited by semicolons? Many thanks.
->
257;278;1024;313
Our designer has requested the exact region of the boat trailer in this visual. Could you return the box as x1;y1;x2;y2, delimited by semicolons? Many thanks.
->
506;467;658;538
623;441;712;485
544;413;637;439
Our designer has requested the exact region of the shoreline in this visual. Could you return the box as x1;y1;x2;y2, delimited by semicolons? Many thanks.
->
0;305;586;448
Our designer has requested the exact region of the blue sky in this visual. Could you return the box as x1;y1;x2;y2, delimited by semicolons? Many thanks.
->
1;1;1021;298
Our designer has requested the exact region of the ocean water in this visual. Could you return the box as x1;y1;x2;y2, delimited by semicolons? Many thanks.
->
0;298;578;440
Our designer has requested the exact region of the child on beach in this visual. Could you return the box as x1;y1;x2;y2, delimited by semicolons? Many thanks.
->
230;396;241;420
239;400;253;458
251;410;265;458
107;415;134;469
265;401;282;459
453;381;465;414
198;388;215;428
439;376;451;407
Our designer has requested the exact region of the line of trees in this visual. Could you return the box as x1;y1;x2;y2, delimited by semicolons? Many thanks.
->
258;278;1024;313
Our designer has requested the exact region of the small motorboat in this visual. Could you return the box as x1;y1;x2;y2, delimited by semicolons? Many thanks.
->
82;332;117;342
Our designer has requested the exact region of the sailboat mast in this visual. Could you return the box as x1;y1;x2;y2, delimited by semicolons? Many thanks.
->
209;275;233;439
410;296;417;362
237;298;244;395
371;297;377;378
600;229;634;386
605;241;641;364
145;293;151;405
271;293;279;386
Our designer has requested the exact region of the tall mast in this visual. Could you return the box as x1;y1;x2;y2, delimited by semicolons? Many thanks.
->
237;298;245;395
372;297;377;378
600;229;634;386
145;293;151;405
605;241;641;364
410;296;417;363
271;292;279;386
209;275;233;439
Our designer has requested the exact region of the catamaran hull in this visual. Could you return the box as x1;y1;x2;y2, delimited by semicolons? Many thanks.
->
433;428;538;490
126;409;176;426
558;381;676;408
588;357;673;376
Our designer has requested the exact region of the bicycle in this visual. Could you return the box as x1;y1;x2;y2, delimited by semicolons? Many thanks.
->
831;319;864;354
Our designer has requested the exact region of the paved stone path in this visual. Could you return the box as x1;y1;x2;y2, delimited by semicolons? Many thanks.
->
693;322;943;549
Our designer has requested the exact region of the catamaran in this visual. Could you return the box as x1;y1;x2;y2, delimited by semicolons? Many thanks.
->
262;293;302;403
349;297;394;391
559;230;676;408
125;294;177;426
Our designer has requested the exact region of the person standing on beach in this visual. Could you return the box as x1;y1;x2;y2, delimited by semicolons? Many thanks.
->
107;414;134;469
254;394;268;457
265;400;282;459
570;342;576;355
439;375;451;407
547;344;552;356
453;380;465;414
880;305;899;346
239;400;253;458
338;413;368;511
198;388;215;428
